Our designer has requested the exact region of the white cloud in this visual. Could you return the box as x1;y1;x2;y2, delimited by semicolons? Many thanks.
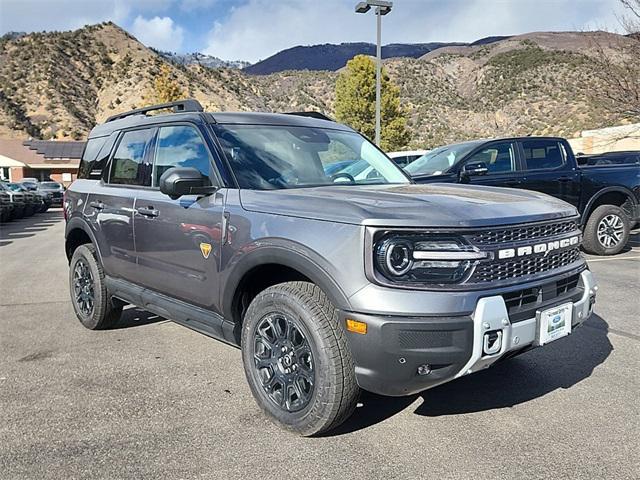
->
131;15;184;52
180;0;217;12
203;0;625;63
0;0;172;34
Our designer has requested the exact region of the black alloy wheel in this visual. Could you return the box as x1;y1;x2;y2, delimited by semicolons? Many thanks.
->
72;258;95;317
253;312;315;412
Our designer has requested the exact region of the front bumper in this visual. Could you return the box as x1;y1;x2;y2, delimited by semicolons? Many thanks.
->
344;269;597;396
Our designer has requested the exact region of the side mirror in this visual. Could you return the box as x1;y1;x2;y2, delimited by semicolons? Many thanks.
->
159;167;216;200
461;161;489;177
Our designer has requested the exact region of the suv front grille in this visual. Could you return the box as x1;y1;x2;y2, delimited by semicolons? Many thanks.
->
502;272;584;323
470;247;581;283
471;220;578;245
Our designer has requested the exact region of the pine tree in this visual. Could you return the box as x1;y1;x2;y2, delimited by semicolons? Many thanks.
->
152;64;184;104
334;55;410;151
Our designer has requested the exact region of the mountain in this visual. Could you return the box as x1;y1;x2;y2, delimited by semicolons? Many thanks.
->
0;23;635;150
156;50;251;70
244;42;469;74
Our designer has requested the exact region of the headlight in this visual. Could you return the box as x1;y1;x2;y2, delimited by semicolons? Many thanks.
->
374;233;487;285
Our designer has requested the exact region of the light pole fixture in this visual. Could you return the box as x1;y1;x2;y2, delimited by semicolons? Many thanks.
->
355;0;393;146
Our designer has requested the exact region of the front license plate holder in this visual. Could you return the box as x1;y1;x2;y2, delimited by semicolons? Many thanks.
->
536;302;573;346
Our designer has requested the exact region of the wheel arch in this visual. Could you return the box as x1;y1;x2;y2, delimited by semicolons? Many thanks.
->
223;246;352;330
65;217;101;263
581;186;637;225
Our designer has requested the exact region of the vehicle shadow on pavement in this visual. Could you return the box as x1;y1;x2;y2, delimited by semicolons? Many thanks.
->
0;209;64;247
113;306;166;329
330;314;612;436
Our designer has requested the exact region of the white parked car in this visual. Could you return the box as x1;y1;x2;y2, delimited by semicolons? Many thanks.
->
387;150;429;168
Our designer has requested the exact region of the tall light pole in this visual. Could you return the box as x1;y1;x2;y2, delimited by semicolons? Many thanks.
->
355;0;393;146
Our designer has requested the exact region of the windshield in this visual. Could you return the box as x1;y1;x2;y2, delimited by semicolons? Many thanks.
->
39;182;62;190
7;183;26;192
214;125;409;190
404;142;480;176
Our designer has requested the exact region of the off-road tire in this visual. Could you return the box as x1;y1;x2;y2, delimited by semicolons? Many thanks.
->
241;281;359;436
583;204;630;256
69;244;122;330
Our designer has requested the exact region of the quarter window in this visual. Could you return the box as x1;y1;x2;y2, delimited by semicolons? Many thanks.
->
153;125;212;187
522;140;565;170
465;142;516;174
109;129;155;186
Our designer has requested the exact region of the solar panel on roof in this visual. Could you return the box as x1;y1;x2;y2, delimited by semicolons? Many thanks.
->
22;140;86;159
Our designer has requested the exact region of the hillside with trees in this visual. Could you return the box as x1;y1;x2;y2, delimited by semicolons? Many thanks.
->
0;22;637;149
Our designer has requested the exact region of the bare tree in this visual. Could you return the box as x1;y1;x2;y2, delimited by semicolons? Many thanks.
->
589;0;640;121
619;0;640;34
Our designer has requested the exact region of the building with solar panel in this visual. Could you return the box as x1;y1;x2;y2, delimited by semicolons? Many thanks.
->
0;139;85;186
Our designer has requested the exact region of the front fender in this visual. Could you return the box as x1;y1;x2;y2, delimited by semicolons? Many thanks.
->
221;241;353;320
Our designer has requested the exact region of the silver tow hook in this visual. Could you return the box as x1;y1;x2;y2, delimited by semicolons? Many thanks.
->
483;330;503;355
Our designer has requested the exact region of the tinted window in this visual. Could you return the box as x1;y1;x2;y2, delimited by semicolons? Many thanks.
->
153;126;212;187
465;142;516;174
78;133;119;179
109;129;155;186
522;140;565;170
78;137;106;179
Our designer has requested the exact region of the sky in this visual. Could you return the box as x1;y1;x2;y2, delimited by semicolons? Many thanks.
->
0;0;627;63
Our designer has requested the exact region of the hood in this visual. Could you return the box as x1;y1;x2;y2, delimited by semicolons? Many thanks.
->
239;183;578;228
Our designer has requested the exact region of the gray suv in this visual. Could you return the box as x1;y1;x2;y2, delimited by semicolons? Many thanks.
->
65;100;598;435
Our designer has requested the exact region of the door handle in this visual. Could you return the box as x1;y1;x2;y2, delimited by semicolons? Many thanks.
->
136;206;159;218
89;200;105;210
504;180;521;186
558;176;571;182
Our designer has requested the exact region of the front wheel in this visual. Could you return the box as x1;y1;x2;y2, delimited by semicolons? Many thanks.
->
241;282;359;436
583;205;630;256
69;244;122;329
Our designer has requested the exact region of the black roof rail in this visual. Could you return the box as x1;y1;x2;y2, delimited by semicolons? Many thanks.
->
285;111;334;122
105;99;204;123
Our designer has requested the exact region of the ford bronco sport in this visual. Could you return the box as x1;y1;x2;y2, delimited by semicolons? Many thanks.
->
65;100;598;436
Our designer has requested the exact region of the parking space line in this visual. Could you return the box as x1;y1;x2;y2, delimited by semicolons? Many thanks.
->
587;256;640;262
0;300;69;307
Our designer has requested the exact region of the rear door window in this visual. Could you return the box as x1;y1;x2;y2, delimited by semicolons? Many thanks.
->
522;139;565;170
109;129;155;186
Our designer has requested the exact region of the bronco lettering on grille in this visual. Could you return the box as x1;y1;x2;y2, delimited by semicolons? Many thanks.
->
497;235;580;259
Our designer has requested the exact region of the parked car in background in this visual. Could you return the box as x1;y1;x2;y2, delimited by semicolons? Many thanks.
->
4;182;43;215
20;177;40;184
0;182;27;218
387;149;428;168
0;190;14;222
405;137;640;256
37;181;65;206
14;181;52;212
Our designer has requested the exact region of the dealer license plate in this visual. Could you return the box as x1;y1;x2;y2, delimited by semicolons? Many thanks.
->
537;303;572;345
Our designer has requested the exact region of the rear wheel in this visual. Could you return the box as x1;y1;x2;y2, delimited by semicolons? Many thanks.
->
583;204;630;256
69;244;122;329
241;281;359;436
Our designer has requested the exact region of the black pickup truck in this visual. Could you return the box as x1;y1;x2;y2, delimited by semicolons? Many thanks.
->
404;137;640;255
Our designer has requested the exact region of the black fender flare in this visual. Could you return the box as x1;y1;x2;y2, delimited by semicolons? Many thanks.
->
581;186;637;225
221;243;352;321
64;216;102;262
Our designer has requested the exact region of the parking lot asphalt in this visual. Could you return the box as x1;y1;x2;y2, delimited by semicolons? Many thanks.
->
1;209;638;480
